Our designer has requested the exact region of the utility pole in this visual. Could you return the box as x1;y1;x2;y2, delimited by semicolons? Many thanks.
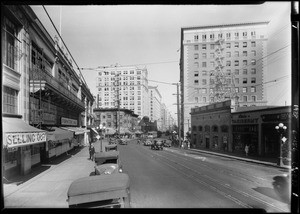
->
173;83;181;148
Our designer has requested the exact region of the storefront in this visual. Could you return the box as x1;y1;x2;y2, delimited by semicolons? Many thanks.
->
60;126;90;147
3;117;47;177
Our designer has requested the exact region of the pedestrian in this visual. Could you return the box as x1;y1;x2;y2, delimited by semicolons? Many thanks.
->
89;143;95;161
245;144;249;156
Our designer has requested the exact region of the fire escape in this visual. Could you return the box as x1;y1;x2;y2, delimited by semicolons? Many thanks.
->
209;38;238;105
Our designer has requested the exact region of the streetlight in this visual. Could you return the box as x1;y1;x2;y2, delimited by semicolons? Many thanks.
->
275;123;287;167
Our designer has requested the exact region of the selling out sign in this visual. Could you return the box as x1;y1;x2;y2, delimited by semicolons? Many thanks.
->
5;132;46;148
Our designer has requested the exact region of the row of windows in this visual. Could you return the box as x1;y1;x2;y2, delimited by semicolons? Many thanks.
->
194;86;256;94
194;41;256;50
98;86;142;91
192;124;230;132
194;31;256;41
194;59;256;68
98;70;142;76
194;95;257;103
194;50;256;59
99;76;142;81
194;77;257;85
194;68;256;77
98;81;141;86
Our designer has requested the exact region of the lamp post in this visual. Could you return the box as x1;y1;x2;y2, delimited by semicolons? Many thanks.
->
98;124;106;152
275;123;287;167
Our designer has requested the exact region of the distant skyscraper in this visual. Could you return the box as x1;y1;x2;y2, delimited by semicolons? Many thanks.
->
149;86;162;128
96;65;149;118
180;22;269;136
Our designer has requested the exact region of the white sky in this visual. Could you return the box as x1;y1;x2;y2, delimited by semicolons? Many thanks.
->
30;2;292;118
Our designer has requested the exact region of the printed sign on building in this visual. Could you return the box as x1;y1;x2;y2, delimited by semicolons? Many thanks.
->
61;117;78;126
5;132;47;148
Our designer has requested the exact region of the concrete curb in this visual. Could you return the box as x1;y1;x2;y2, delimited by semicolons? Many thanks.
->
171;147;291;170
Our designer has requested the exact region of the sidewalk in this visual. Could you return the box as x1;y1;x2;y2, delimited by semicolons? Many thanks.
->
172;146;291;170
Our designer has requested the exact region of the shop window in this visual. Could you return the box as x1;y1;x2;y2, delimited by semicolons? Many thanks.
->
212;125;218;132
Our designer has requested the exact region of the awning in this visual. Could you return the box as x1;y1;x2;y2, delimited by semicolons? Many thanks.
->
3;117;46;148
46;127;74;142
61;127;90;135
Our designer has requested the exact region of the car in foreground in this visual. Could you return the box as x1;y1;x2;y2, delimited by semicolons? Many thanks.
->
67;173;131;208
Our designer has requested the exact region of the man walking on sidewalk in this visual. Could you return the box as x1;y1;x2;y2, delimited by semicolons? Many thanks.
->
89;143;95;161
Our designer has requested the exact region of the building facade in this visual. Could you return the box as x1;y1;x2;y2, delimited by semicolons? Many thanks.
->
180;22;269;139
2;5;94;177
149;86;162;129
95;65;149;118
191;100;291;164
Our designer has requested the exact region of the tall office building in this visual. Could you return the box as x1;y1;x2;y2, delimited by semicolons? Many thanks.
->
149;86;162;129
96;66;149;118
180;22;269;137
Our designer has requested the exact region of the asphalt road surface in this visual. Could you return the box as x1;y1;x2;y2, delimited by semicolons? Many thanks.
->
117;139;291;211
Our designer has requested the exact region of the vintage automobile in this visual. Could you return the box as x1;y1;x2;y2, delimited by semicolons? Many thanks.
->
150;139;163;150
67;173;131;208
119;138;128;145
143;139;152;146
105;144;118;152
162;139;171;147
95;163;123;175
94;151;119;166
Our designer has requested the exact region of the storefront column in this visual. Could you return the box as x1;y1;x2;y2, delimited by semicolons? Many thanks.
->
258;123;262;156
20;149;31;175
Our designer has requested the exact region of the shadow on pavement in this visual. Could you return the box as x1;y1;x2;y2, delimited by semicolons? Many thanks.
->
48;147;83;165
252;186;290;204
3;165;51;185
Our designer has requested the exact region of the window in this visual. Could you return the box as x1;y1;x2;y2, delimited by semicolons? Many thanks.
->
251;50;256;56
251;41;256;47
251;77;256;84
194;80;199;85
243;78;247;84
226;43;231;48
202;79;207;85
202;53;207;58
235;69;239;75
202;34;207;40
234;60;239;66
194;45;199;50
202;70;207;76
194;35;199;40
202;88;207;94
243;42;247;47
210;61;215;67
203;97;206;103
226;52;231;57
235;87;239;93
251;31;256;37
243;96;248;102
242;87;247;93
251;59;256;65
243;32;247;37
194;62;199;68
194;71;199;77
252;96;256;101
202;44;206;50
243;69;247;75
234;42;239;48
210;44;215;49
251;68;256;74
3;86;18;114
243;60;247;66
210;53;214;58
3;17;18;69
251;86;256;92
202;62;207;67
195;97;199;103
234;51;239;57
198;126;203;131
218;33;223;39
243;51;247;57
235;78;239;84
226;61;231;66
194;53;199;59
234;32;239;38
210;34;214;39
226;33;231;38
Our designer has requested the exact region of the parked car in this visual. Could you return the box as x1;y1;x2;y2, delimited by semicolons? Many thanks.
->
94;151;120;166
95;163;123;175
144;139;152;146
119;138;128;145
67;173;131;208
105;144;118;152
151;139;163;150
162;139;171;147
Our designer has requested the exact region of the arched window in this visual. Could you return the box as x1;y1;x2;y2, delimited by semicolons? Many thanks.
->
198;126;203;131
212;125;218;132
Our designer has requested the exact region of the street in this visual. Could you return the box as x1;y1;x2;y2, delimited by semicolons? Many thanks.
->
3;139;290;212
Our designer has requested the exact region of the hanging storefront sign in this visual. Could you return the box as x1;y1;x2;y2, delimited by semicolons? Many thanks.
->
61;117;78;126
5;132;46;148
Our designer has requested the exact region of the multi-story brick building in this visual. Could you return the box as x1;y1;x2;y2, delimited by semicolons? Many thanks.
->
149;86;162;129
2;5;94;177
180;22;269;137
